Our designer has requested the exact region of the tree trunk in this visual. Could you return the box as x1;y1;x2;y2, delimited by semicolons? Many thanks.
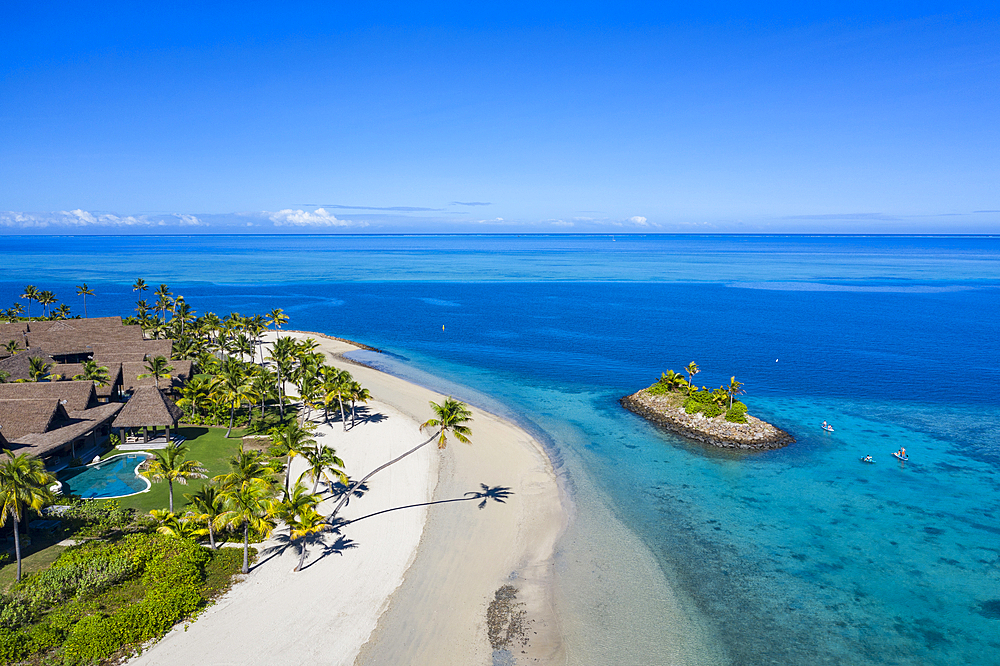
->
242;522;249;574
208;520;216;549
338;397;347;432
226;406;235;438
13;517;22;582
312;475;320;494
276;369;285;417
328;432;438;521
168;479;174;513
295;538;307;572
350;400;356;428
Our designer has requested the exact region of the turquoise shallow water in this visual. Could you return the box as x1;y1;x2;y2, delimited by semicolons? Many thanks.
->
2;234;999;664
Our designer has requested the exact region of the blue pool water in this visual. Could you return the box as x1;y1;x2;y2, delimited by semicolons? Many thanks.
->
58;454;151;499
3;234;999;665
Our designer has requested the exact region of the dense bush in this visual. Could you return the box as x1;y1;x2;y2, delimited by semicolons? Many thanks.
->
0;533;238;665
726;401;748;423
646;382;672;395
703;403;723;418
63;499;153;537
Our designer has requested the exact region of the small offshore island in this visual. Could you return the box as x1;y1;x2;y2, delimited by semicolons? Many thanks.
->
621;364;794;450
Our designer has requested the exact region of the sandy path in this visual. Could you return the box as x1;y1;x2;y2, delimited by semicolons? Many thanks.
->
129;332;565;666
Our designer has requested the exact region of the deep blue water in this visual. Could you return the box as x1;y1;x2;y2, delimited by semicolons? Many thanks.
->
2;234;999;664
58;454;150;498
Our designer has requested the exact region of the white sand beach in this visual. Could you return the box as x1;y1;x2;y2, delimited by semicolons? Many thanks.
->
129;332;565;666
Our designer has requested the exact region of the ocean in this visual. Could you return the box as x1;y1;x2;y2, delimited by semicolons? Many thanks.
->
2;234;998;665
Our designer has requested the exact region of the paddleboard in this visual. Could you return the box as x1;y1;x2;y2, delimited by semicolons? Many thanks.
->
892;452;909;462
822;425;835;432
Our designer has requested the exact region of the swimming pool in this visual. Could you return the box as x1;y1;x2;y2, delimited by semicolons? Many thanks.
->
57;453;152;499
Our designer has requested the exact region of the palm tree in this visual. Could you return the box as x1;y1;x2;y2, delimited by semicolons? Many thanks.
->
268;308;289;333
37;291;57;319
0;452;56;581
270;423;316;496
28;356;55;382
3;341;20;356
685;362;700;396
215;448;275;493
328;398;473;521
185;485;225;549
173;297;195;338
52;304;71;319
348;381;370;428
138;355;174;389
267;336;298;418
726;376;745;409
212;362;258;437
132;278;148;294
290;507;331;571
270;484;319;525
135;299;150;319
659;370;688;392
139;443;208;513
149;509;206;540
298;444;348;494
75;283;94;317
177;375;214;419
218;478;274;574
20;286;38;321
72;360;111;387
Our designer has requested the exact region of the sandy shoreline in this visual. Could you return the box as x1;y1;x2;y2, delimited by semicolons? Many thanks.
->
129;331;566;666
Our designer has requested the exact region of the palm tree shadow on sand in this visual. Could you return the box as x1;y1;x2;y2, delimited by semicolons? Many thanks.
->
342;484;513;527
259;527;358;570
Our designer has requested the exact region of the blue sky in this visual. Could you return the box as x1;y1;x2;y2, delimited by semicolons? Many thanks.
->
1;2;998;234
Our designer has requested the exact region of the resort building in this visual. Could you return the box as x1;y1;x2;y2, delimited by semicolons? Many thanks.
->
111;386;184;445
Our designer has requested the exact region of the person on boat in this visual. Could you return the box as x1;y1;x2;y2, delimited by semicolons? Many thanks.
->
897;447;907;459
823;420;829;429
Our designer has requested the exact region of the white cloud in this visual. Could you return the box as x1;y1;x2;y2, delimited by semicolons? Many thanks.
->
267;208;364;227
550;220;575;227
0;210;208;228
610;215;655;228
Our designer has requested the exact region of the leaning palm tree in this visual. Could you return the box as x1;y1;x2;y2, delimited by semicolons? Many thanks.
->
685;362;700;396
139;443;208;513
298;444;348;494
271;423;316;496
328;398;472;521
290;507;332;571
185;485;225;549
20;286;38;321
75;283;94;317
218;478;274;574
0;452;56;581
138;355;174;389
726;376;745;409
72;360;111;387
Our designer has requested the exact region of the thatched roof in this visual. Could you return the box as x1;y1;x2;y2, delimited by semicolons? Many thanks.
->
8;402;123;457
49;363;123;397
0;323;29;357
25;317;144;356
92;339;172;360
121;359;193;393
0;350;58;382
0;381;98;412
112;387;183;429
0;399;69;441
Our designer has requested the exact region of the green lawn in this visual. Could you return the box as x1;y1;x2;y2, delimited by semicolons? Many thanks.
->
0;537;67;591
105;426;246;513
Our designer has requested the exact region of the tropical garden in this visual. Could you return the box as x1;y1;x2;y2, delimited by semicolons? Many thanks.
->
645;362;749;423
0;278;482;664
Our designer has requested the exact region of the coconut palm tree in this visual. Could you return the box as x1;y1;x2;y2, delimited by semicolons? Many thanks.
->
328;398;473;521
215;448;275;493
75;283;94;317
3;341;20;356
348;381;370;428
218;478;274;574
267;336;298;418
268;308;289;333
132;278;148;294
290;507;331;571
185;485;225;549
172;297;195;338
149;509;206;540
52;304;71;319
298;444;348;494
270;423;316;496
37;291;57;319
270;484;320;525
139;443;208;513
28;356;55;382
212;362;258;438
685;362;700;396
138;355;174;389
726;376;745;409
0;452;56;581
659;370;688;392
20;286;38;321
72;360;111;387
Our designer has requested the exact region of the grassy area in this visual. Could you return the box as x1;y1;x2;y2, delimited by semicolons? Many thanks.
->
0;537;68;592
104;425;246;513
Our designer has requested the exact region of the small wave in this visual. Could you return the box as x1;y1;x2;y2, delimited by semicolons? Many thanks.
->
727;282;980;293
417;297;461;307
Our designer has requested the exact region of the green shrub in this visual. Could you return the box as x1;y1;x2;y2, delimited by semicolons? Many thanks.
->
726;401;748;423
703;403;723;418
646;382;671;395
683;398;701;414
